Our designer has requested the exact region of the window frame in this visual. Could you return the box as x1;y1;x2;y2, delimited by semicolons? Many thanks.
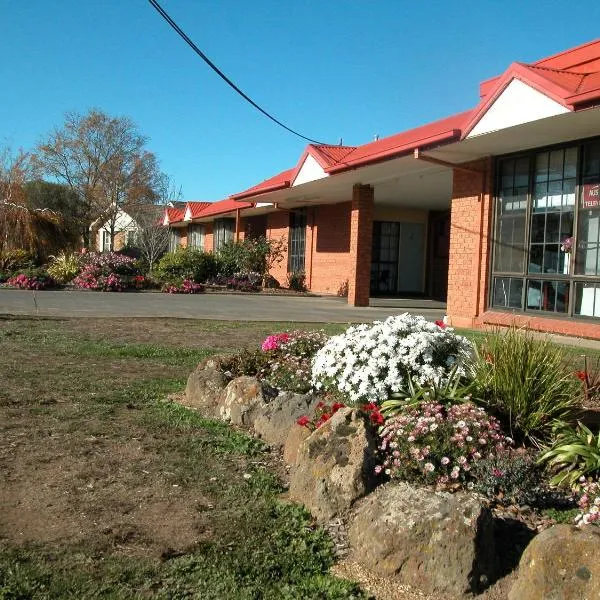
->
489;135;600;320
288;208;307;273
213;218;235;251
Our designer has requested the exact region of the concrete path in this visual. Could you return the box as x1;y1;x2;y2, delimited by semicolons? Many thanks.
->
0;289;446;324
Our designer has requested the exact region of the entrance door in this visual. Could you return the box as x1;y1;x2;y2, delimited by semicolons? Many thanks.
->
398;222;425;293
370;221;425;295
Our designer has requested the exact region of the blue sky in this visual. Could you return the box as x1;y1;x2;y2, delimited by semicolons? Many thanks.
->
2;1;600;200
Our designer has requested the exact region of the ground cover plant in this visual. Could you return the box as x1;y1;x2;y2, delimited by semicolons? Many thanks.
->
0;316;363;599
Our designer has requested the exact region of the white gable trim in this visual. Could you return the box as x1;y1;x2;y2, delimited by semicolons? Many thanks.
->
184;205;192;221
292;154;328;186
466;78;569;139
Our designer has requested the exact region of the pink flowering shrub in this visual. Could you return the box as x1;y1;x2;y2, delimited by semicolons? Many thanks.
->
6;272;53;290
72;268;124;291
163;279;205;294
260;330;329;393
377;401;511;489
575;478;600;526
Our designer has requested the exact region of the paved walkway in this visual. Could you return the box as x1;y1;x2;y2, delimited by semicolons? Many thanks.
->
0;289;446;324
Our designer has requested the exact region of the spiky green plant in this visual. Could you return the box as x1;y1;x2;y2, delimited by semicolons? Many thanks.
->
539;422;600;488
467;327;581;445
47;251;82;283
381;365;474;418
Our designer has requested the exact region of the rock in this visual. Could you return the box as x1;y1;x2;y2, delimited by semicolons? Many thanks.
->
283;424;312;466
253;391;318;449
509;524;600;600
348;482;499;596
219;376;265;426
288;407;377;521
183;357;226;416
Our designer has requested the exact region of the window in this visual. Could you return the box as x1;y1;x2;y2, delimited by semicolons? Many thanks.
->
288;209;307;273
169;229;181;252
490;139;600;318
213;218;235;251
102;230;111;252
188;224;205;249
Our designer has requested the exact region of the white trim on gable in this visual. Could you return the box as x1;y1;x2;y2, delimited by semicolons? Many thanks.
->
466;78;570;139
292;154;328;186
184;205;192;221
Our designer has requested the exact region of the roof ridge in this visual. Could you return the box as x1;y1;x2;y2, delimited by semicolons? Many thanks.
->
526;63;587;77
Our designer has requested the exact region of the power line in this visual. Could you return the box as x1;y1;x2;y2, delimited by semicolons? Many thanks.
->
147;0;327;145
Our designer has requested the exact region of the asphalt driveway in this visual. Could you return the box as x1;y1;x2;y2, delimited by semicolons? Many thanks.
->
0;289;446;323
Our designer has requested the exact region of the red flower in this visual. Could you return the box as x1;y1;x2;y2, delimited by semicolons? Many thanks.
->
362;403;377;412
331;402;346;413
575;370;588;382
296;415;311;428
316;401;325;409
434;319;447;329
370;410;385;425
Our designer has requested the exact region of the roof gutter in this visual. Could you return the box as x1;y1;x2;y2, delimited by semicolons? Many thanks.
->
326;129;461;174
232;181;290;201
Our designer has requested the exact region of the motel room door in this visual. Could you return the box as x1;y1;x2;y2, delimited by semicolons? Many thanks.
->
371;221;425;295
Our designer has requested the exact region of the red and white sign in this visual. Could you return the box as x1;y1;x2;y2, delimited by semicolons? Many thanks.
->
582;182;600;209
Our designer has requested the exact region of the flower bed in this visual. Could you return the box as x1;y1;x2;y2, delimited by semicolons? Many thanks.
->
6;272;53;290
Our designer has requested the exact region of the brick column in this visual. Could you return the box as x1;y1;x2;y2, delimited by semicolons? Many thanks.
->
446;158;493;328
348;184;374;306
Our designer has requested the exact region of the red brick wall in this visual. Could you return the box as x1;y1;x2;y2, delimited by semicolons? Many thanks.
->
203;223;213;253
308;203;353;295
348;185;374;306
266;211;289;286
447;159;492;328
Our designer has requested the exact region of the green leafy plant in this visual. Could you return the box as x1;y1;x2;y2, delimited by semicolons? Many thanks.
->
381;365;474;418
467;327;581;444
0;249;35;273
539;422;600;488
47;251;82;283
219;347;272;380
153;247;218;285
286;270;306;292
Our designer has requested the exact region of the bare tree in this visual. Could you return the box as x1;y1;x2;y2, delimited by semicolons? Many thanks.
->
131;173;182;270
34;109;159;248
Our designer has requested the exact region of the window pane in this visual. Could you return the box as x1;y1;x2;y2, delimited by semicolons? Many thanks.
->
564;147;578;179
527;279;569;313
548;150;564;181
575;282;600;317
584;141;600;178
492;277;523;309
535;152;549;183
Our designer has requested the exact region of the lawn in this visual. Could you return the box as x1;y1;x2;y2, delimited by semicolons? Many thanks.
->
0;316;362;599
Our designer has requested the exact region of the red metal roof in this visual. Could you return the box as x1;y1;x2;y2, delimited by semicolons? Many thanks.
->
165;207;185;224
232;168;294;200
327;111;472;174
186;201;211;219
198;198;252;218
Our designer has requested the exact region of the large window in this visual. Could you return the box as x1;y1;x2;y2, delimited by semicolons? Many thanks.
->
188;224;205;249
491;139;600;318
213;218;235;251
288;209;307;273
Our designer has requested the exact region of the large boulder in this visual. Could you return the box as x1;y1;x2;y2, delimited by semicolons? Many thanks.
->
183;357;226;416
219;376;265;427
288;407;377;521
509;524;600;600
348;482;499;596
283;424;311;466
253;391;318;449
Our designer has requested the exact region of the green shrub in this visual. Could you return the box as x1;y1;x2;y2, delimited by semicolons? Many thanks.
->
467;328;581;444
47;251;82;283
539;422;600;488
216;237;286;280
153;248;218;284
287;270;306;292
0;249;35;273
219;348;272;380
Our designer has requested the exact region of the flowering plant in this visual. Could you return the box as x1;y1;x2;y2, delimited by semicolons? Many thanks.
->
163;279;205;294
80;251;138;275
6;272;53;290
311;313;473;404
575;478;600;526
72;268;124;291
297;400;346;431
133;275;146;290
561;236;574;253
260;330;329;393
377;401;511;488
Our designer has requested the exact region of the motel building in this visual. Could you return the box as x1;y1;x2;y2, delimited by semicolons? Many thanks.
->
165;38;600;339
